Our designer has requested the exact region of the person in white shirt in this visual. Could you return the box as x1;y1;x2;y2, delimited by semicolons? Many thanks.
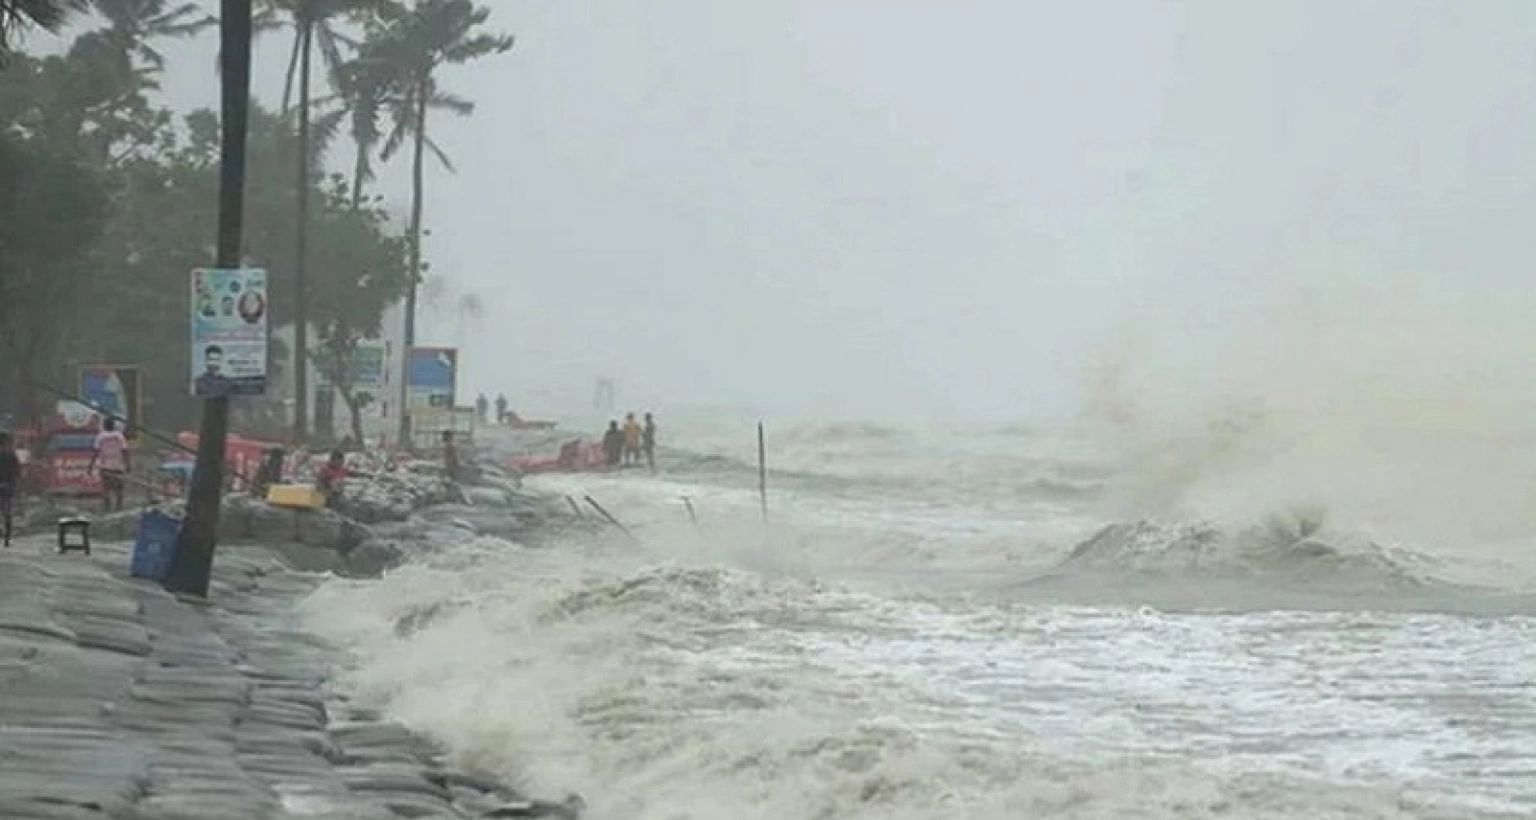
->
89;417;132;513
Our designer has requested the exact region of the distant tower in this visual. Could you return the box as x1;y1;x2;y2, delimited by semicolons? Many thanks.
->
593;378;616;413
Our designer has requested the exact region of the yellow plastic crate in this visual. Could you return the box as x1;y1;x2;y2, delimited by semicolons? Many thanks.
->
266;484;327;510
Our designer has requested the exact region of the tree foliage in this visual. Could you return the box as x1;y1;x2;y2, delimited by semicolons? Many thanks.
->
0;132;110;424
0;0;512;443
307;175;410;441
0;28;410;439
0;0;89;61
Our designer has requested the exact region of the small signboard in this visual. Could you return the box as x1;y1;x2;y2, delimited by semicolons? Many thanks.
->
407;347;457;411
190;268;269;397
350;341;386;403
409;406;476;451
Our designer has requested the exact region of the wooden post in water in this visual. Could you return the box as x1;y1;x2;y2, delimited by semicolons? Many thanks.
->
757;422;768;522
584;495;640;544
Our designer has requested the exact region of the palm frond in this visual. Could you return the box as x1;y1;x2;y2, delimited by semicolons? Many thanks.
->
252;5;291;36
424;135;454;173
313;21;352;72
377;105;411;163
443;32;512;64
308;105;348;160
1;0;90;58
145;3;214;37
427;90;472;116
5;0;89;33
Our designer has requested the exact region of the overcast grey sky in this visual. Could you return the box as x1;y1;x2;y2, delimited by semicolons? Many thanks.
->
140;1;1536;424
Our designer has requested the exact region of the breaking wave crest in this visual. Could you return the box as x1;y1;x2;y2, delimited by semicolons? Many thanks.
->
1006;514;1536;615
1061;518;1445;587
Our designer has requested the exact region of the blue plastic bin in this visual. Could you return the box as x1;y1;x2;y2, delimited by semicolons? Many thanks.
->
131;510;182;581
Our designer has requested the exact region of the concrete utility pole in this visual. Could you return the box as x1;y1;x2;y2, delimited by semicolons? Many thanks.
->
163;0;253;598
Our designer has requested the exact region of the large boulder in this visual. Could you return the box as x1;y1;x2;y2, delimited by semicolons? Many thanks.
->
329;472;461;525
216;495;368;558
343;540;406;577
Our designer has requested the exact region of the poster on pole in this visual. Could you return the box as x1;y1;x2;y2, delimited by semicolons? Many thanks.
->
407;347;457;411
190;268;269;397
79;364;142;434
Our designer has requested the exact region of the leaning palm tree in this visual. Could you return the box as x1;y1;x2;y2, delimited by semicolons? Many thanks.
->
333;49;472;208
369;0;510;443
0;0;89;60
329;47;390;207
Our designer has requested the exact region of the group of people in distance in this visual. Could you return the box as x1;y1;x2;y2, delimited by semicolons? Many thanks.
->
603;412;657;472
475;393;508;425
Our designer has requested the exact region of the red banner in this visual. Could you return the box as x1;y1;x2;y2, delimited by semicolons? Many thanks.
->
45;450;102;496
41;401;105;496
176;432;286;485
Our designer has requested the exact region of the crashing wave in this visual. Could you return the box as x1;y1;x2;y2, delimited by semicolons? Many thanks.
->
1059;515;1447;589
778;421;910;445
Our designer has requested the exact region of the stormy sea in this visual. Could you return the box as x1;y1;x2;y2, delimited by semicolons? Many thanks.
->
301;411;1536;820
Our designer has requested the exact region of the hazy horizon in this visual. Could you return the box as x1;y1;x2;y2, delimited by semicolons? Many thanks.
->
42;0;1536;426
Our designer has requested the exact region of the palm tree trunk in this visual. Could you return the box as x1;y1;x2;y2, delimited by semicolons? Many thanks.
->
343;386;364;444
292;17;312;442
397;80;428;448
280;26;301;115
350;138;368;208
16;329;40;435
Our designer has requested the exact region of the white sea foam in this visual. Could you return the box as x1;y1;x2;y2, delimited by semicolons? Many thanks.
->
301;424;1536;818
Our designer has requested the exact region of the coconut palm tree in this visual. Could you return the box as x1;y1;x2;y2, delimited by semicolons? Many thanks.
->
333;48;472;208
255;0;388;114
329;47;389;207
368;0;510;443
256;0;392;439
0;0;89;59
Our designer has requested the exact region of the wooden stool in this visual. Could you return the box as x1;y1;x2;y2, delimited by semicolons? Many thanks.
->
57;517;91;555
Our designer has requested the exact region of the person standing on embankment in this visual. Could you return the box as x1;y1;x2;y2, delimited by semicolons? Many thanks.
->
622;413;642;466
603;421;624;468
643;412;658;473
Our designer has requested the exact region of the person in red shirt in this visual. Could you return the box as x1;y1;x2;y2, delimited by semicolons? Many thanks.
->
316;451;350;498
